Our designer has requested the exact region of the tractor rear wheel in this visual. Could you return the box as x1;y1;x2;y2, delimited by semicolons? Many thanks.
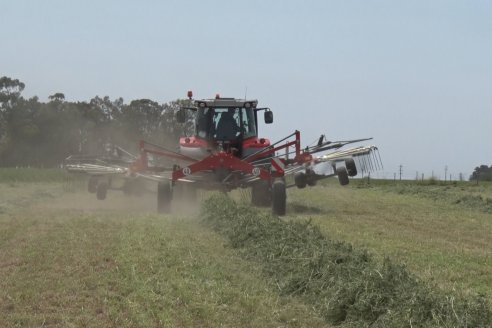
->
96;181;108;200
336;166;350;186
88;176;98;193
157;182;172;213
251;180;271;207
272;179;286;216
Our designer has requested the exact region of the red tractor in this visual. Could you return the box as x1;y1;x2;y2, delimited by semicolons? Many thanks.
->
65;92;381;215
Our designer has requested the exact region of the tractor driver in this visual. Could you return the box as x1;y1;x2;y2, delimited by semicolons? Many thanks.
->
216;108;240;140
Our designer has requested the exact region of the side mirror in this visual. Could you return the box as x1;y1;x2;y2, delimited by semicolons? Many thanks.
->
264;110;273;124
176;109;186;123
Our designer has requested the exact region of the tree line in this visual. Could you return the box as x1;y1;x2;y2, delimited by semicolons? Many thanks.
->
470;165;492;181
0;76;188;167
2;76;490;181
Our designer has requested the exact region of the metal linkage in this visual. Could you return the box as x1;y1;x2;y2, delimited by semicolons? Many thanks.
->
64;163;127;175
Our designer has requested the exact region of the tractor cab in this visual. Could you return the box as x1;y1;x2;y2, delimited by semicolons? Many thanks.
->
178;96;273;159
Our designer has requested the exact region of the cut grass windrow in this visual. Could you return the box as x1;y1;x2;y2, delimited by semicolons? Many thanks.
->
202;194;492;327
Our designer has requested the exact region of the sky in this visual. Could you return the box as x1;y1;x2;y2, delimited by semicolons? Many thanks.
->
1;0;491;179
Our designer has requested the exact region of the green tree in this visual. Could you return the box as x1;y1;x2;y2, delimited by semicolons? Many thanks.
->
0;76;25;108
0;76;187;167
470;165;492;181
48;93;65;102
0;96;43;166
1;77;28;165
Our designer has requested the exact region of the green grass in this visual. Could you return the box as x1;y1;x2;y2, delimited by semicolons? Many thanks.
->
2;172;492;327
0;182;325;327
204;194;491;327
368;180;492;213
287;179;492;298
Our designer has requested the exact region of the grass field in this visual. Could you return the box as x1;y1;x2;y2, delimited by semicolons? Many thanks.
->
0;182;325;327
287;179;492;299
0;170;491;327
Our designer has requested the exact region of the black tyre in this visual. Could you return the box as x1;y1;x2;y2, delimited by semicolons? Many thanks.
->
157;182;172;213
88;176;98;193
306;170;317;186
345;158;358;177
272;180;286;216
96;181;108;200
251;180;271;207
294;172;307;189
336;166;349;186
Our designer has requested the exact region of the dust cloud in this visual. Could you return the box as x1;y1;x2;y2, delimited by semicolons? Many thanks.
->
32;177;203;217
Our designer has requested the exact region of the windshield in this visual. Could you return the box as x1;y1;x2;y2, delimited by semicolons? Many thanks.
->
195;107;257;140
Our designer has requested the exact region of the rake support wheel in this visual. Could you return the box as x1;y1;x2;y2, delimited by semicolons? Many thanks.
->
294;172;307;189
336;166;350;186
272;179;286;216
345;158;358;177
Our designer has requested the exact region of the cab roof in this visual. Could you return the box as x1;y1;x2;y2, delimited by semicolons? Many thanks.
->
194;98;258;108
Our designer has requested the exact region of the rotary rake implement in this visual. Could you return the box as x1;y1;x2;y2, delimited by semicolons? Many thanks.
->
64;93;381;215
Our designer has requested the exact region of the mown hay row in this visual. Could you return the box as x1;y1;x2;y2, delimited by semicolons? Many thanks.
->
384;184;492;214
202;194;492;327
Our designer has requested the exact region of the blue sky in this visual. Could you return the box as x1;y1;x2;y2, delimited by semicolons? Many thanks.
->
1;0;491;179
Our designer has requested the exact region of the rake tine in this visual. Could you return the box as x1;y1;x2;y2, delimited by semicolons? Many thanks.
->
365;156;370;173
355;155;362;174
377;149;384;170
360;155;367;174
371;150;379;170
367;154;374;172
375;150;382;170
362;155;369;173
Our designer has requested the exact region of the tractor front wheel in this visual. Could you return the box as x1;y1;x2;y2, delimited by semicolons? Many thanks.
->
157;182;173;213
272;179;286;216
